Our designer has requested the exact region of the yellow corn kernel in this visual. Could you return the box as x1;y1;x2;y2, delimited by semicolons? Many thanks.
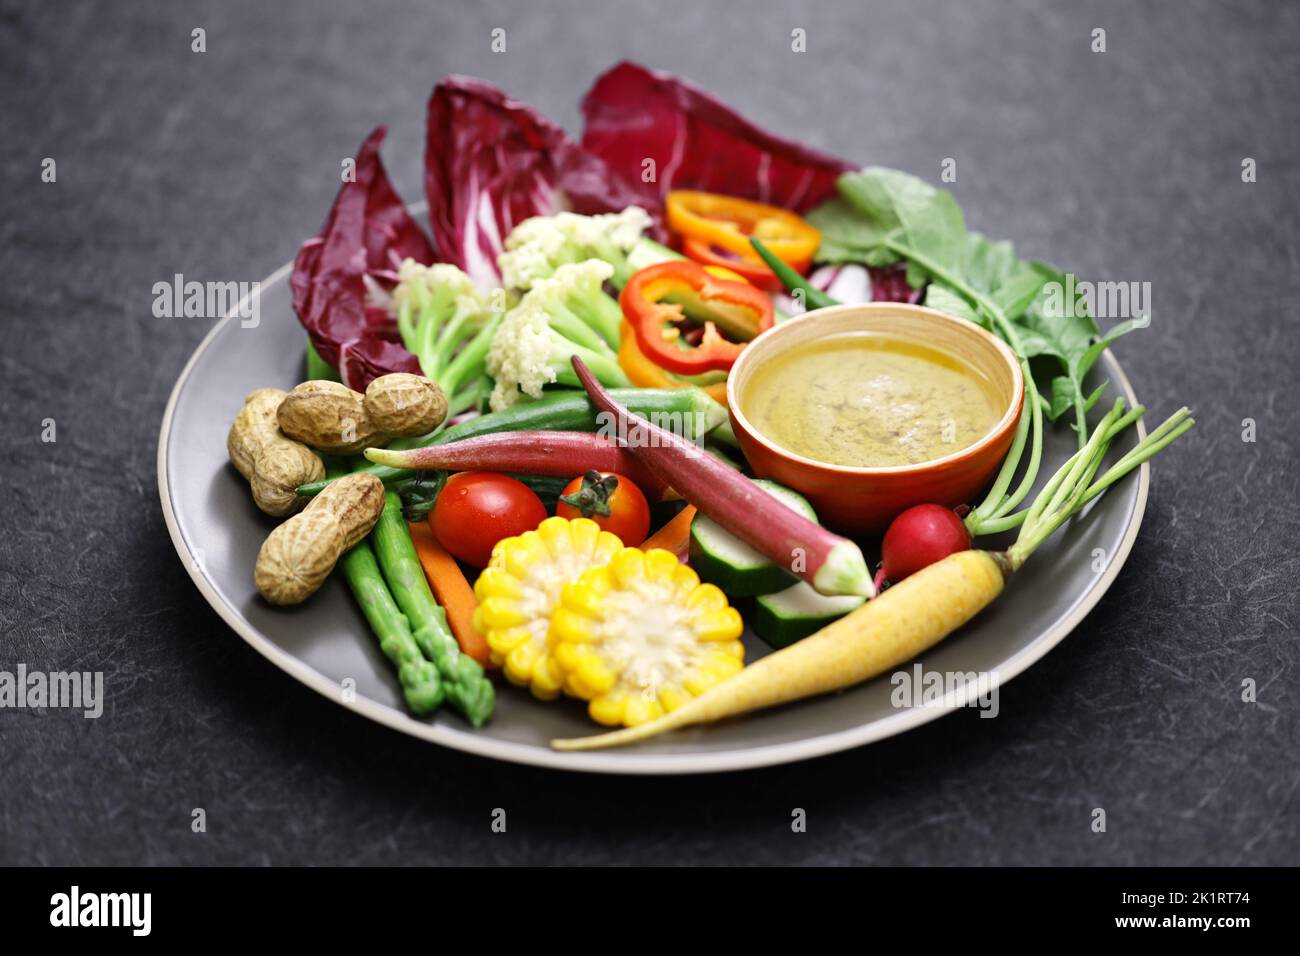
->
623;695;664;726
550;606;596;644
657;685;689;713
535;515;577;556
476;597;528;629
702;652;744;679
485;626;532;655
558;574;610;620
473;567;522;601
686;582;727;611
682;667;721;697
693;607;744;642
607;548;647;587
589;692;627;726
644;548;680;584
567;516;601;555
673;563;701;594
552;641;582;673
501;534;544;579
594;535;623;564
575;656;616;696
530;655;565;699
505;640;539;680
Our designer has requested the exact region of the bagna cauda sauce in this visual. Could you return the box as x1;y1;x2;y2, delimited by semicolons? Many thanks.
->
739;332;1002;468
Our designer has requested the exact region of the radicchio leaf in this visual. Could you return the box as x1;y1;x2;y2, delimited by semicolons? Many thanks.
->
424;75;644;289
579;61;853;218
290;127;432;391
870;263;925;304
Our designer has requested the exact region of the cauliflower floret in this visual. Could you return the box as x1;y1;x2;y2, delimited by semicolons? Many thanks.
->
391;259;480;313
486;302;559;410
484;258;632;411
387;259;496;415
497;206;652;291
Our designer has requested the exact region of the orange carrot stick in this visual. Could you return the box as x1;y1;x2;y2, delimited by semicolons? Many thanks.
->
641;505;697;561
408;522;492;667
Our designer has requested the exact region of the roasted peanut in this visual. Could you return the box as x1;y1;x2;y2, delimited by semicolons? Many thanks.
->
276;374;446;454
276;381;380;454
227;388;325;516
363;373;447;436
306;469;386;549
254;473;385;605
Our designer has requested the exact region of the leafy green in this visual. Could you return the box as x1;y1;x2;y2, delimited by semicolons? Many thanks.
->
1017;264;1148;429
923;282;981;326
806;198;900;267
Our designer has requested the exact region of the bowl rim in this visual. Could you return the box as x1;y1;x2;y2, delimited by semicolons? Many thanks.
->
726;302;1026;476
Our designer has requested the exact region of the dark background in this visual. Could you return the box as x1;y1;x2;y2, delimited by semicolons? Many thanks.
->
2;0;1296;865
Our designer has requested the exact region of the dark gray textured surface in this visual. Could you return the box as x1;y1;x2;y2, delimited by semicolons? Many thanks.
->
1;0;1296;864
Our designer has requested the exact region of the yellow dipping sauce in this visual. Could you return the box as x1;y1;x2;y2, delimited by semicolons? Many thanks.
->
741;333;1003;468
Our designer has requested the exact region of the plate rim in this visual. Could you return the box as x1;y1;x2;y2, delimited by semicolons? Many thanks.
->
157;256;1150;775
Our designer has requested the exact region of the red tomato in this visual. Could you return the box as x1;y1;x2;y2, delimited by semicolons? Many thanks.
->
430;472;547;568
556;471;651;547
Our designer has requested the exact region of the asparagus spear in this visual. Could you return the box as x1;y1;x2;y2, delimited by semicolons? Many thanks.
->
371;492;495;727
339;541;444;714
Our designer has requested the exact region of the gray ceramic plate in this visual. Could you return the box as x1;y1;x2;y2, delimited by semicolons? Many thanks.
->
158;256;1148;775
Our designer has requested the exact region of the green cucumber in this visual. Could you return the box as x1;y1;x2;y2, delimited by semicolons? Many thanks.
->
753;582;866;649
298;387;725;495
689;480;817;597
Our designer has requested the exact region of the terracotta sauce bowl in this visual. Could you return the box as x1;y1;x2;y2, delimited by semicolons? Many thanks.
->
726;303;1024;535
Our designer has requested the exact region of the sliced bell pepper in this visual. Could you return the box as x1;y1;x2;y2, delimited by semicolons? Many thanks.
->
683;237;809;292
617;321;728;405
666;190;821;266
619;260;774;376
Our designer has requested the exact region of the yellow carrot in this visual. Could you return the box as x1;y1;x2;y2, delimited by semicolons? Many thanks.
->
552;400;1194;751
552;550;1007;750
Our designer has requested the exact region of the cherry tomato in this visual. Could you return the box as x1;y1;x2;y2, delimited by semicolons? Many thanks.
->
556;471;651;547
430;472;547;568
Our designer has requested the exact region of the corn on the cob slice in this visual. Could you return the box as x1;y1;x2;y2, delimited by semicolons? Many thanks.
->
472;517;623;699
549;547;745;727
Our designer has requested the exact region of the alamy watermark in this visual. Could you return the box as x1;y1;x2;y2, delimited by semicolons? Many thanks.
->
595;410;710;452
152;273;260;327
1041;272;1150;321
0;665;103;718
890;664;999;718
50;886;150;936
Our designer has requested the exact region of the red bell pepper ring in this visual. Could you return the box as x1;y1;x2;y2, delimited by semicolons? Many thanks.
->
619;260;775;376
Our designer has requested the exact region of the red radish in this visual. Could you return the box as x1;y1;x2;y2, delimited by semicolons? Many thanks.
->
880;504;972;583
363;431;671;501
569;357;874;598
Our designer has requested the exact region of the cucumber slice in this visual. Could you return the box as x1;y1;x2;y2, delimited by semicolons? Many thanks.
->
754;582;867;648
689;480;817;597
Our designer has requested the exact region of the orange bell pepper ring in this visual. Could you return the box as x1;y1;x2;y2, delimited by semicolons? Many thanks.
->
666;190;821;266
617;321;728;405
682;236;810;292
619;260;774;376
